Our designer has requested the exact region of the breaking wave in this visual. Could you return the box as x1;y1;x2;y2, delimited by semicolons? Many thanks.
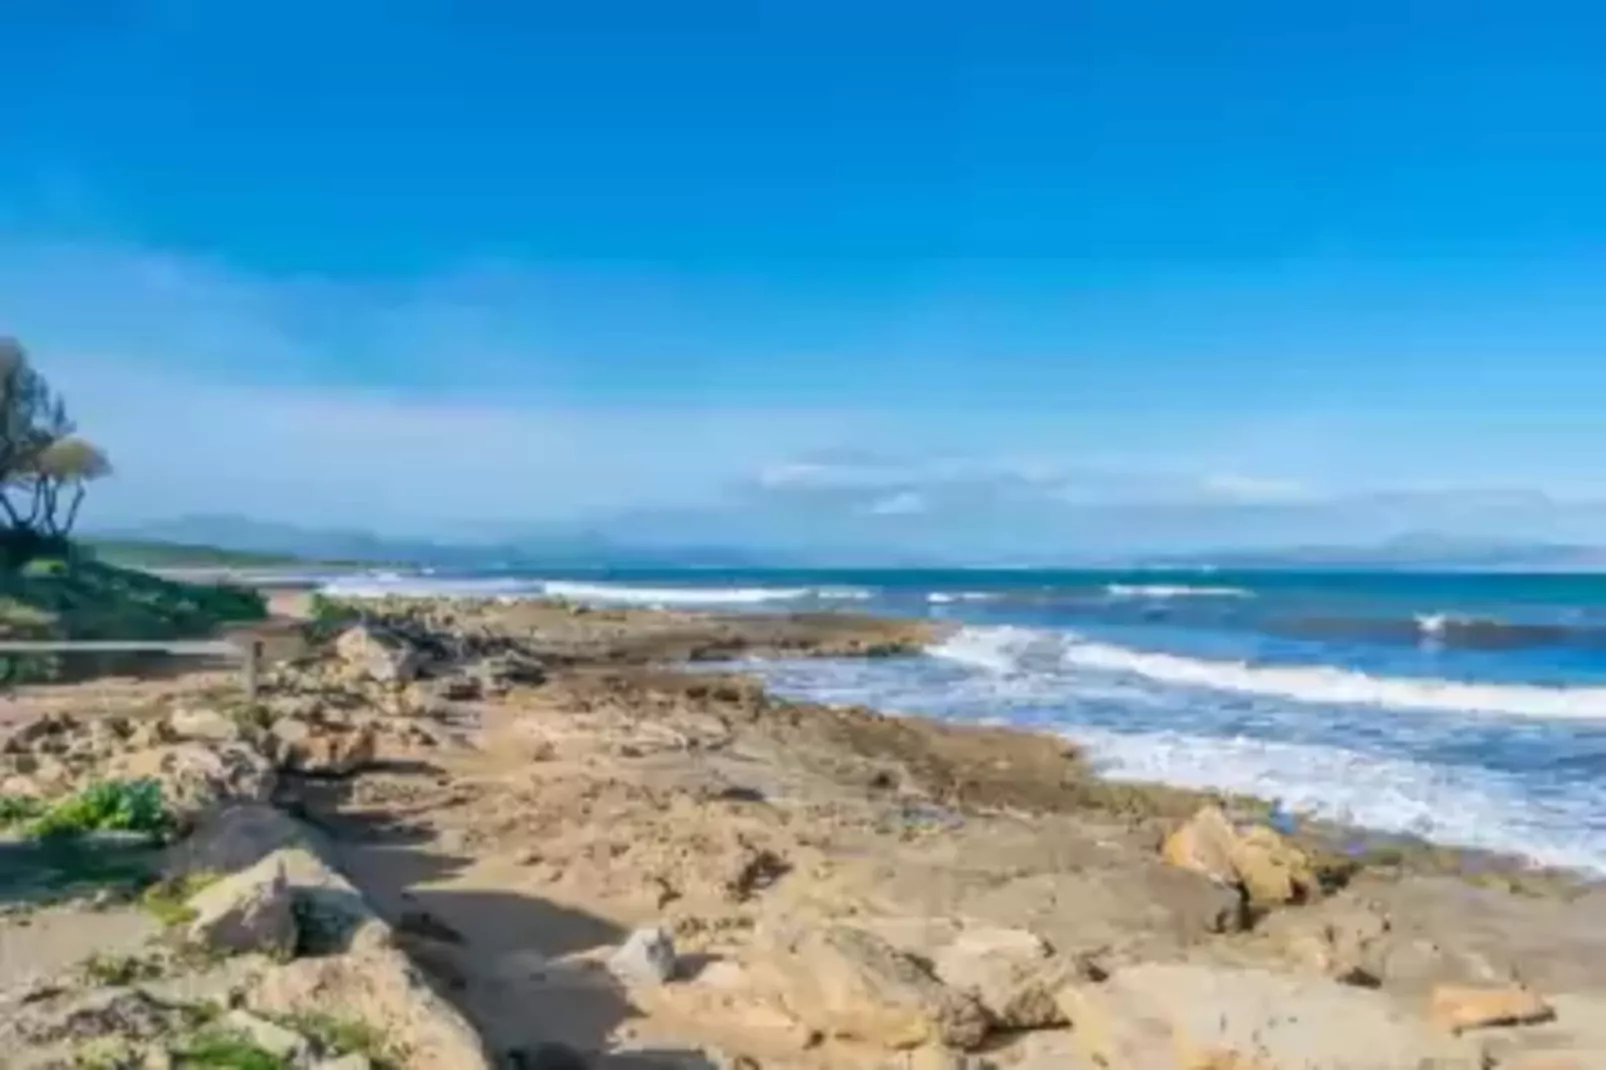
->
930;625;1606;721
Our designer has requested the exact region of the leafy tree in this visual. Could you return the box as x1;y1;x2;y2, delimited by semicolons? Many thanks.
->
0;337;111;546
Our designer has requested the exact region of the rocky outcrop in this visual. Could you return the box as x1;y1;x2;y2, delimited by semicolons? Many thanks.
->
106;740;276;827
1055;963;1482;1069
1430;984;1554;1033
1163;805;1319;908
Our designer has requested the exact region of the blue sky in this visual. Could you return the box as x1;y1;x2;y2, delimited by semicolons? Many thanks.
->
4;1;1606;554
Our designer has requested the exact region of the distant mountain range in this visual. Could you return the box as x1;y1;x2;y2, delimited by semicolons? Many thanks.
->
88;515;1606;572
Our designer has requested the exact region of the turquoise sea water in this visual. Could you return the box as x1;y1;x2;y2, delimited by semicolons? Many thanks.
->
323;567;1606;872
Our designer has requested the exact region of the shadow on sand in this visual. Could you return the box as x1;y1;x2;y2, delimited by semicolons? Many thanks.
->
288;776;724;1069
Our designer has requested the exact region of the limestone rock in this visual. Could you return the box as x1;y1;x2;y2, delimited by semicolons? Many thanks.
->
1054;963;1481;1069
166;707;241;743
335;624;422;685
1429;984;1555;1033
930;927;1071;1030
107;741;275;827
609;925;678;986
1162;805;1317;908
756;920;989;1050
472;650;546;690
251;945;492;1070
186;852;298;957
165;803;328;878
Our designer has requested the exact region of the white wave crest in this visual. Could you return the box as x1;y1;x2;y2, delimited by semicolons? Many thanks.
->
541;581;810;606
1104;583;1253;599
931;625;1606;721
927;591;995;604
320;574;542;599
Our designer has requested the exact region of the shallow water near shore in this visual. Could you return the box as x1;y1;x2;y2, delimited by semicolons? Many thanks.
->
322;566;1606;873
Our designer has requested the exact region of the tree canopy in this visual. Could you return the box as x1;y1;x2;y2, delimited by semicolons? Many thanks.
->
0;337;112;545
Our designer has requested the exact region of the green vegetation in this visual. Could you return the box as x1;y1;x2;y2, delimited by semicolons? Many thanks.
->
139;870;221;926
170;1030;291;1070
0;793;46;827
84;538;308;570
26;779;171;841
281;1011;396;1067
0;337;270;683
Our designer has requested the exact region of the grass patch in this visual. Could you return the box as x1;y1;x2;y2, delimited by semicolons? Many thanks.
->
140;870;221;927
26;779;170;841
171;1030;291;1070
0;793;47;828
281;1011;395;1066
80;950;165;986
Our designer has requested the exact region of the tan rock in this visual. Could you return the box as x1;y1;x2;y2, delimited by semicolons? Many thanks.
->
1055;963;1481;1069
1429;984;1555;1033
1162;805;1240;886
335;624;422;685
107;741;275;827
166;707;241;743
1162;805;1317;908
251;948;490;1070
930;927;1071;1029
755;919;989;1050
186;851;298;957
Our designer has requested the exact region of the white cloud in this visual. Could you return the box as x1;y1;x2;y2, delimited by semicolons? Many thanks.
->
865;490;927;516
1198;473;1317;504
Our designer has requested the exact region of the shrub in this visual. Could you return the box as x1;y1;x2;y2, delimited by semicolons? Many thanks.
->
27;778;170;840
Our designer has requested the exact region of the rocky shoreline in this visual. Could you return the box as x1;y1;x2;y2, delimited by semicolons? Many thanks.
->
3;594;1606;1068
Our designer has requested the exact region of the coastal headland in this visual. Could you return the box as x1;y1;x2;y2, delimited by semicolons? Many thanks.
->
3;590;1606;1068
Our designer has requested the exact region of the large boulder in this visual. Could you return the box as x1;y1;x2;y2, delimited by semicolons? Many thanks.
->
186;851;299;957
753;919;989;1050
1163;805;1318;908
335;624;423;685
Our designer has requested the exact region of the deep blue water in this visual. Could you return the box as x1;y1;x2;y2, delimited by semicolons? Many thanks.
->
323;567;1606;872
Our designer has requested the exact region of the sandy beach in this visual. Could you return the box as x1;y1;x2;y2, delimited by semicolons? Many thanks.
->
4;593;1606;1068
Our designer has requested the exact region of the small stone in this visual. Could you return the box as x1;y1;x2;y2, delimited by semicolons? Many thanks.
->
608;925;677;986
1429;984;1554;1033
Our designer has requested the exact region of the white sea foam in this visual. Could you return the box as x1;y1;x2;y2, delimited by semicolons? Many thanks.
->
540;581;811;606
927;591;995;604
931;625;1606;721
1104;583;1254;599
1075;727;1606;872
320;574;542;599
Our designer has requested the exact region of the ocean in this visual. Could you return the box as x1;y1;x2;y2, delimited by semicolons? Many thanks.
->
321;567;1606;874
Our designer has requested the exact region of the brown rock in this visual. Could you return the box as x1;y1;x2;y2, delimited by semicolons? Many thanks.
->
1429;984;1555;1033
756;920;989;1050
279;723;378;777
